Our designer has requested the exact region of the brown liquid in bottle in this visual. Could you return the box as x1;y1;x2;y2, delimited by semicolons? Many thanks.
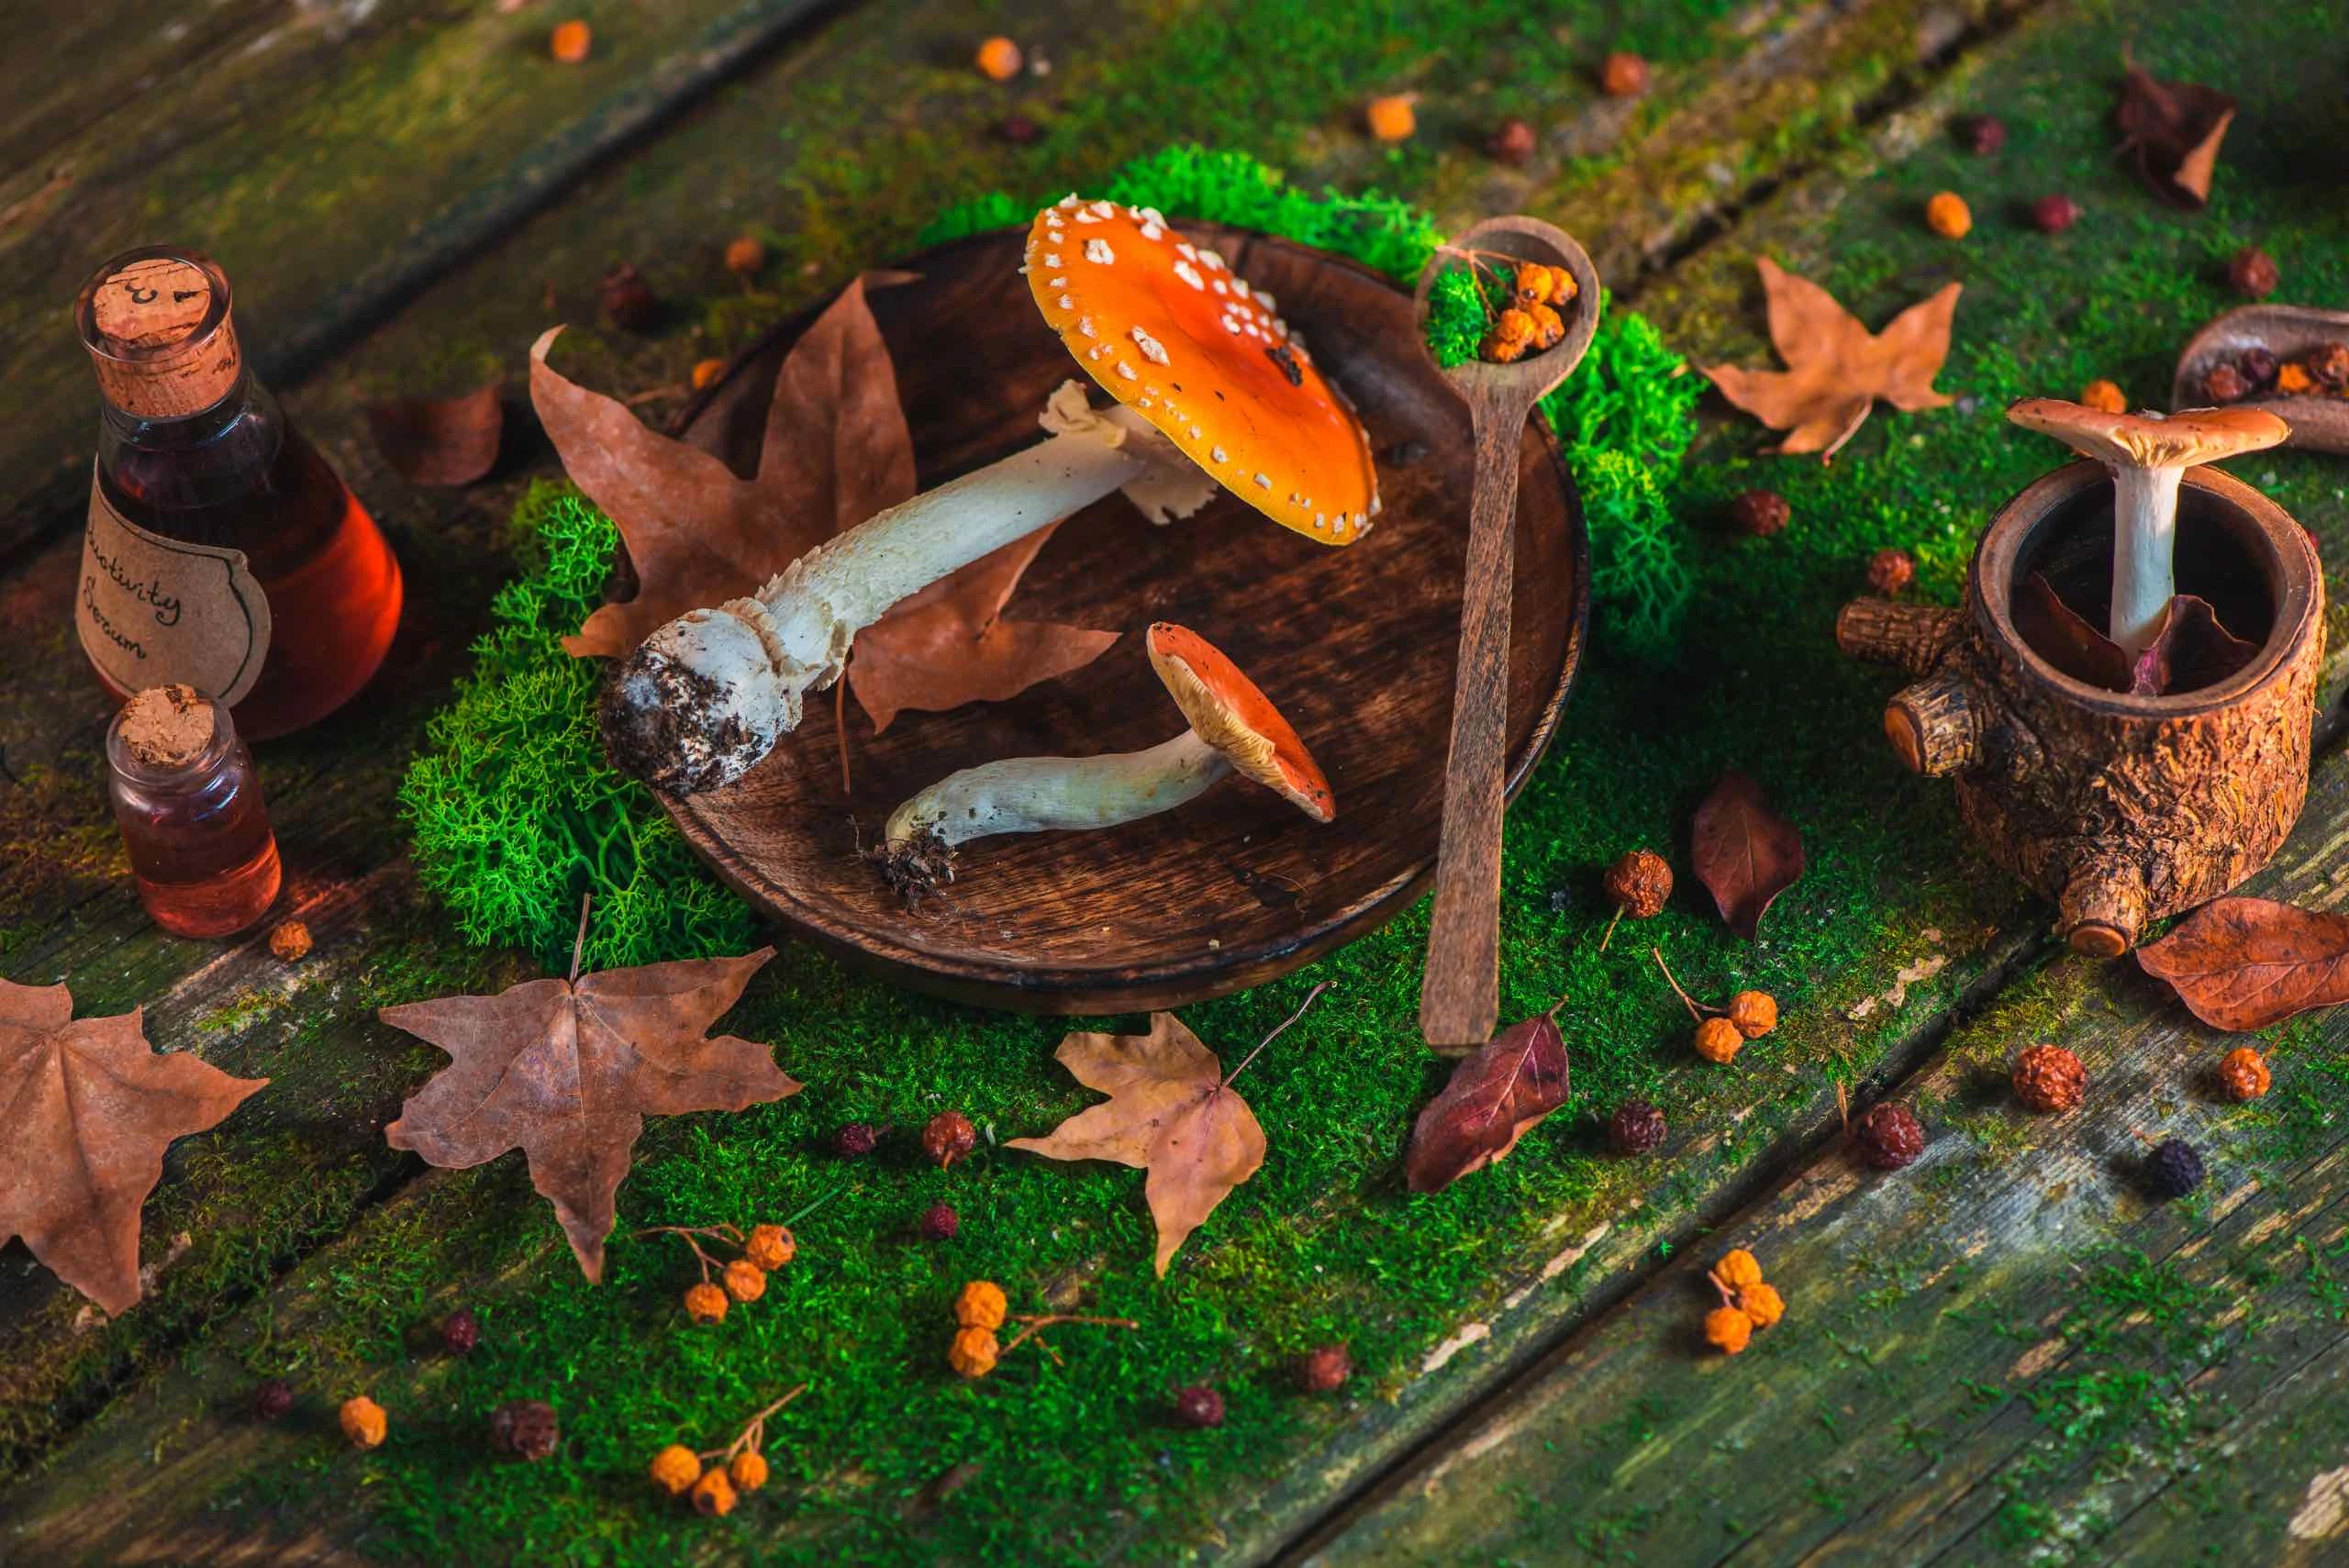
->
76;248;402;740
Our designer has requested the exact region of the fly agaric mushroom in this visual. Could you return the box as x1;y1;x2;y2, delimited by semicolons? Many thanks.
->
600;196;1382;796
876;621;1332;895
2006;399;2288;658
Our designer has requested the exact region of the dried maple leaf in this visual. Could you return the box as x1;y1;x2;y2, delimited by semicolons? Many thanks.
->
1008;995;1321;1275
2115;59;2235;208
1404;999;1569;1194
0;978;266;1315
1699;259;1962;461
530;272;1118;723
2014;576;2257;696
364;382;504;487
1691;770;1804;940
2138;896;2349;1031
378;941;798;1282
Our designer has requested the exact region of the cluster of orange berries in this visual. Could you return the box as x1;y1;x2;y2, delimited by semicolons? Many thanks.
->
1653;948;1778;1065
1480;264;1581;364
647;1221;796;1326
648;1386;803;1518
1700;1250;1787;1355
946;1279;1135;1380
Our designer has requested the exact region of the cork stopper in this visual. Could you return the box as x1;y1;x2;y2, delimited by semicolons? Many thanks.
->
118;684;220;770
77;248;242;419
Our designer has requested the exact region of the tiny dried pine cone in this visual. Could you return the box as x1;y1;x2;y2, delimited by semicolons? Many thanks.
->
1602;850;1672;918
922;1109;978;1169
1608;1099;1666;1155
1297;1344;1353;1393
2011;1043;2086;1113
488;1398;560;1462
1854;1102;1926;1170
1729;489;1789;537
2217;1047;2271;1102
1865;549;1916;595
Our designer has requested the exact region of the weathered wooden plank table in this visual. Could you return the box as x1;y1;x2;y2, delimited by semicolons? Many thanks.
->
6;1;2346;1562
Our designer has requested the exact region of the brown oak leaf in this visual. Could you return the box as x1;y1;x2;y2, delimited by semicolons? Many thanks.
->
1404;1000;1569;1194
364;382;505;487
2014;576;2258;696
530;273;1118;724
2138;896;2349;1031
1699;259;1961;461
1691;771;1805;940
1007;1013;1265;1276
2115;59;2235;209
0;978;266;1315
378;947;798;1282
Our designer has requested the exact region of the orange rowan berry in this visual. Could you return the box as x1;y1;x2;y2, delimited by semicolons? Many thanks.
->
2079;379;2128;414
1736;1281;1786;1329
953;1279;1008;1331
651;1443;702;1495
724;236;765;275
729;1449;769;1491
550;20;592;63
339;1395;387;1449
1704;1307;1753;1354
1728;990;1778;1040
692;1467;738;1516
1925;191;1972;239
1712;1250;1764;1291
1600;51;1650;97
2218;1047;2271;1102
745;1224;796;1272
974;37;1022;81
1695;1016;1744;1064
269;919;312;961
685;1281;729;1324
723;1259;768;1303
1365;95;1417;142
691;358;726;391
949;1326;1000;1378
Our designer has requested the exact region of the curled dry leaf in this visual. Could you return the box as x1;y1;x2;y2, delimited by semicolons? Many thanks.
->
1403;1000;1569;1194
529;272;1117;726
1691;771;1804;940
1007;1013;1264;1276
2114;58;2235;209
379;949;799;1282
0;978;267;1314
364;383;504;487
2014;576;2258;696
1699;259;1961;462
2137;895;2349;1031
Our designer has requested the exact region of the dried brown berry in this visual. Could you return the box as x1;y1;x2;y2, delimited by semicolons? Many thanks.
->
919;1202;960;1241
953;1279;1008;1331
1695;1016;1743;1065
1957;114;2006;155
2203;362;2251;403
1173;1384;1226;1428
1712;1249;1764;1291
252;1378;295;1421
1488;117;1538;165
269;920;312;961
597;263;658;332
1729;489;1789;538
2227;246;2279;299
745;1223;796;1271
1925;191;1973;240
729;1449;770;1490
2032;195;2083;234
489;1398;559;1462
1602;850;1673;919
948;1326;1000;1378
2011;1044;2086;1113
2240;346;2279;386
723;236;765;276
1854;1102;1926;1170
722;1258;767;1303
922;1110;978;1169
2146;1138;2204;1199
684;1281;729;1324
339;1395;387;1450
1297;1344;1353;1393
2079;379;2129;414
1600;51;1649;97
440;1307;480;1356
2217;1047;2271;1102
651;1443;702;1495
2309;342;2349;390
834;1122;881;1157
1865;549;1916;595
996;112;1042;145
692;1467;738;1517
1735;1281;1785;1329
1608;1099;1666;1155
1727;990;1778;1040
1703;1306;1752;1354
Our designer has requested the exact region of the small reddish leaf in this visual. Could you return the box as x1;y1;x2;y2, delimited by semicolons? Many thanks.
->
379;949;799;1281
364;383;505;487
1403;1004;1569;1194
1691;771;1805;940
2130;595;2258;695
2115;60;2235;208
2015;572;2132;690
0;979;267;1314
2138;896;2349;1031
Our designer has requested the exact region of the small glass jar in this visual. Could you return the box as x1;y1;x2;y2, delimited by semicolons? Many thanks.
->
106;684;282;937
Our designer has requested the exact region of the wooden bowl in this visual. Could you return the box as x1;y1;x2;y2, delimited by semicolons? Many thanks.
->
2172;304;2349;451
661;225;1588;1013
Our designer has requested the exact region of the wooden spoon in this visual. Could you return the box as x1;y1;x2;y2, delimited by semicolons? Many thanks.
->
1411;216;1601;1048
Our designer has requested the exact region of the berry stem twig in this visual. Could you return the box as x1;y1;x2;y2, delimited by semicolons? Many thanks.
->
1222;981;1333;1086
696;1383;808;1462
1651;947;1720;1023
569;892;593;984
1000;1313;1141;1356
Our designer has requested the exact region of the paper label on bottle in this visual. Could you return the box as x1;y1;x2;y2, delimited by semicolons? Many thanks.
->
78;469;271;705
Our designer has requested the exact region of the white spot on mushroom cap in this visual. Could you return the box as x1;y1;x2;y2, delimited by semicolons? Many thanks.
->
1199;250;1225;271
1116;361;1138;380
1089;200;1114;217
1048;276;1068;288
1173;261;1205;291
1139;221;1163;240
1077;318;1097;338
1188;425;1203;439
1252;473;1271;489
1211;446;1228;463
1130;326;1169;365
1211;280;1229;295
1042;252;1061;266
1085;238;1115;265
1057;295;1074;309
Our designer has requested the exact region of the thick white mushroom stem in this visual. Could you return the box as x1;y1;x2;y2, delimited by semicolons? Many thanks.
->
2109;463;2185;660
601;384;1214;795
884;731;1230;867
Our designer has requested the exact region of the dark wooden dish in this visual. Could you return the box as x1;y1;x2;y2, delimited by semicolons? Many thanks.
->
659;224;1588;1013
2172;303;2349;452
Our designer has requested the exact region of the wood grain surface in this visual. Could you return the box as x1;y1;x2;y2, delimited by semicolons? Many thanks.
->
666;224;1589;1013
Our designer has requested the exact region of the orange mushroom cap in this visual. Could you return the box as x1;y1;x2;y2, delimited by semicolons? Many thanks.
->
1024;196;1380;546
1146;622;1334;822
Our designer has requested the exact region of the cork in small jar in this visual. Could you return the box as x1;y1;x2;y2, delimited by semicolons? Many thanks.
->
77;249;242;419
117;684;219;771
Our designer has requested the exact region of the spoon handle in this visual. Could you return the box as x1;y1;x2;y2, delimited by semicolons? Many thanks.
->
1419;395;1529;1048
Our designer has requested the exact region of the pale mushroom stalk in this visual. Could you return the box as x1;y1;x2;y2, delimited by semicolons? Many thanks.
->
2007;398;2289;660
601;195;1380;797
876;623;1335;899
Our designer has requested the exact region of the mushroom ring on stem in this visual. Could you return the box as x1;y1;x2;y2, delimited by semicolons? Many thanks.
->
878;622;1334;896
2006;398;2287;658
600;196;1382;796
